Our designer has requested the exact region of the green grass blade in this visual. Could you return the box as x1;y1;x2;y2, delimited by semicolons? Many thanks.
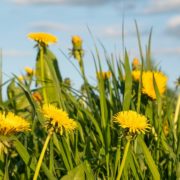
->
135;21;144;62
146;28;153;70
127;151;140;180
138;136;160;180
53;134;71;170
13;138;36;171
49;138;54;173
41;163;57;180
123;50;132;110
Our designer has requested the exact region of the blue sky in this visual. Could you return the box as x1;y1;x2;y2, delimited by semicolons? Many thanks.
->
0;0;180;92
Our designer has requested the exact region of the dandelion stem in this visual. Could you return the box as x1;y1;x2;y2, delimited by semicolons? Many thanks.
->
116;139;131;180
33;131;52;180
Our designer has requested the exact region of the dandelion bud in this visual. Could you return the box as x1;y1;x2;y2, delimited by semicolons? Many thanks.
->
18;75;24;82
97;71;112;80
72;35;82;49
25;67;34;76
71;35;84;62
32;92;42;103
132;58;140;70
64;78;71;89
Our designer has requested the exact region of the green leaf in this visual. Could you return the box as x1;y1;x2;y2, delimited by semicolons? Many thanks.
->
4;160;9;180
61;164;85;180
161;134;176;161
7;79;29;111
14;138;57;179
61;162;94;180
41;163;57;180
146;28;153;70
127;151;140;180
176;162;180;179
36;47;64;107
123;50;132;110
13;138;36;171
53;134;71;170
138;136;160;180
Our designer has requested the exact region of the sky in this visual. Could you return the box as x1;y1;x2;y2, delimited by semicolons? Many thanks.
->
0;0;180;94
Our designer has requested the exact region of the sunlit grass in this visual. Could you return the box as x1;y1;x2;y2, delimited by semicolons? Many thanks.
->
0;28;179;180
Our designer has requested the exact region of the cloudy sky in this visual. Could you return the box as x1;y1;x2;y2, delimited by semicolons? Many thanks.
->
0;0;180;91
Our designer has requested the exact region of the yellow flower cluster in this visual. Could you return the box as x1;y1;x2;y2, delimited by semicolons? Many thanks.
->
132;70;167;99
113;110;150;134
42;104;77;134
0;112;30;136
28;32;58;45
97;71;112;80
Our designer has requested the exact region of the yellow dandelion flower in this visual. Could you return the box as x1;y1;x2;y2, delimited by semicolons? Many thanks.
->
132;70;141;81
18;75;24;82
27;32;58;45
0;112;30;136
106;71;112;79
97;71;112;80
113;110;150;134
25;67;34;76
72;35;82;47
142;71;167;100
42;104;77;134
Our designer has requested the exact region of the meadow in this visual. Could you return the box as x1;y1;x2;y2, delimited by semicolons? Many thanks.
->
0;26;179;180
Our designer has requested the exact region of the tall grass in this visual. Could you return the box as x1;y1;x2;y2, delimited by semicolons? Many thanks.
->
0;28;179;180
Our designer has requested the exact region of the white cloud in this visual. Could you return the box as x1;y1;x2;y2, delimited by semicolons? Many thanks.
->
145;0;180;14
102;26;124;38
29;22;69;32
168;16;180;28
12;0;115;6
101;25;150;39
166;16;180;36
153;47;180;56
3;49;32;58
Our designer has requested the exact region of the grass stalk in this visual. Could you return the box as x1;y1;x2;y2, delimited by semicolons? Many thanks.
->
116;139;131;180
33;131;53;180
